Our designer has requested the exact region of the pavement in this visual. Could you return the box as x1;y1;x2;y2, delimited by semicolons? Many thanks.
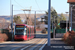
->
43;38;75;50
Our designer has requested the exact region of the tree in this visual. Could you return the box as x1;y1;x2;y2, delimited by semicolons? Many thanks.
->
14;16;23;24
56;25;61;29
45;7;58;25
44;7;62;29
60;13;66;21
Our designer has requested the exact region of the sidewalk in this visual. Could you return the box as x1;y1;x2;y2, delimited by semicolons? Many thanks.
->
43;38;74;50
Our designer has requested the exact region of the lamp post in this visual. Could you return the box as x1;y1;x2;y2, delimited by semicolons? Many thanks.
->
65;12;68;32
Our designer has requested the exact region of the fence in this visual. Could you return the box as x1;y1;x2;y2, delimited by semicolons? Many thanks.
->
55;29;75;33
0;29;9;34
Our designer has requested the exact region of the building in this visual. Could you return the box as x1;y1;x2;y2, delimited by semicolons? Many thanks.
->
67;0;75;29
60;21;69;29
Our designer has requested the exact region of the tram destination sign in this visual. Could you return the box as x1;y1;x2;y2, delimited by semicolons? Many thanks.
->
16;25;24;28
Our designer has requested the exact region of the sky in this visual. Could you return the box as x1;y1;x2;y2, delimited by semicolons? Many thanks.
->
0;0;69;16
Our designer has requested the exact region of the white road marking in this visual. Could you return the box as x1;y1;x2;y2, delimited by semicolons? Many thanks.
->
39;41;47;50
21;44;33;50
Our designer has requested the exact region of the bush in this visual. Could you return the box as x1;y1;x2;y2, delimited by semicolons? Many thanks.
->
6;33;12;41
63;31;75;46
0;32;12;42
0;33;8;42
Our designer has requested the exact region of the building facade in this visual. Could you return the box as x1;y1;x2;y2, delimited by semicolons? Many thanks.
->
68;0;75;29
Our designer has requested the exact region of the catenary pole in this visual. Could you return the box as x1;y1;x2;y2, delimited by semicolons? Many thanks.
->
51;18;53;33
66;12;68;32
10;0;11;24
48;0;51;46
11;5;13;41
70;6;72;31
34;11;36;38
53;16;55;38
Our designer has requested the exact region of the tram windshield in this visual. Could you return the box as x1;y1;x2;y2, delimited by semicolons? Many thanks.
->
15;29;24;35
15;25;25;35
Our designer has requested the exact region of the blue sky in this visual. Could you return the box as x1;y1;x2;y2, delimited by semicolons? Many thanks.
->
0;0;69;16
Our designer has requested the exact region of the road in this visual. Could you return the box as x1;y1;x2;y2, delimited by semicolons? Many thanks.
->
0;33;47;50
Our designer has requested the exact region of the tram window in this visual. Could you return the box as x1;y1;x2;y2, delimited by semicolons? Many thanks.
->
24;26;27;35
28;28;29;33
15;29;24;35
27;28;29;37
26;27;28;34
32;28;33;33
30;28;31;33
32;29;34;33
33;28;34;33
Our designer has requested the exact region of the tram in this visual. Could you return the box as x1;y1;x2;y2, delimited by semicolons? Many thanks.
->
14;24;34;40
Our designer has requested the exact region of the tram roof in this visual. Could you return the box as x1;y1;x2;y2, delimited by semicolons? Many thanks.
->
67;0;75;3
16;24;34;27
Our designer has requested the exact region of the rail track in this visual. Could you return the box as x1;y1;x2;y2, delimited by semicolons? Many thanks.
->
0;34;47;50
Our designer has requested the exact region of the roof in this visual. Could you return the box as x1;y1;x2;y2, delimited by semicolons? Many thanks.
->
67;0;75;3
16;24;26;26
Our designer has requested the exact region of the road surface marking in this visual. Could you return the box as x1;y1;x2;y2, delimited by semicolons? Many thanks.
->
39;41;47;50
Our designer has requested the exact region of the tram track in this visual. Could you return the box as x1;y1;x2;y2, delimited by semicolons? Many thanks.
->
15;38;47;50
0;34;47;50
15;38;43;50
21;39;44;50
28;39;47;50
10;38;41;50
0;38;40;50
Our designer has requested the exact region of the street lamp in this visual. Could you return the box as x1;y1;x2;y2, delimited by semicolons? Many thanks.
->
65;12;68;32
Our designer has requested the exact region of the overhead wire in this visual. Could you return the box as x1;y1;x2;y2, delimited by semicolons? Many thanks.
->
24;11;28;18
35;0;46;13
13;4;23;9
35;0;41;11
14;0;28;19
14;0;25;8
